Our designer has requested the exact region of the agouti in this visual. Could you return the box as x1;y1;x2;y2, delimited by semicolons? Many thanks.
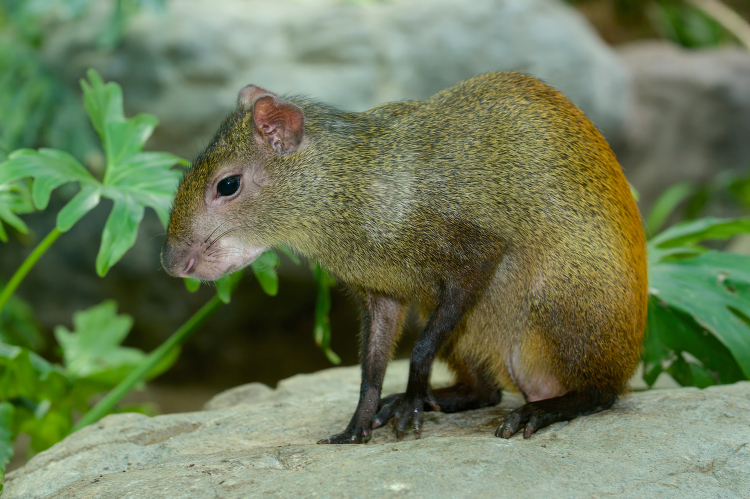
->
161;72;648;443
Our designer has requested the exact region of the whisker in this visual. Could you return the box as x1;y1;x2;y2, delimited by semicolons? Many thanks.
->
205;227;244;251
204;220;231;244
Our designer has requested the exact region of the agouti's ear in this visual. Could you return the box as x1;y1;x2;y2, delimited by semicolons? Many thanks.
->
251;95;305;155
237;84;270;111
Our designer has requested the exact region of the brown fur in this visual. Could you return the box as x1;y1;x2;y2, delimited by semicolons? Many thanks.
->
163;72;648;440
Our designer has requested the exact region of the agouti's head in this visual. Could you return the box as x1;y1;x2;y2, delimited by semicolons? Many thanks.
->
161;85;306;280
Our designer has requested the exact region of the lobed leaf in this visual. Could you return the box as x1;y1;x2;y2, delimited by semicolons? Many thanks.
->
81;69;124;139
0;149;95;211
648;250;750;379
53;301;160;384
0;70;185;276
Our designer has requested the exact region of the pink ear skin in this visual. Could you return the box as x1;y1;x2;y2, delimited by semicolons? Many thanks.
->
252;95;305;155
237;84;271;111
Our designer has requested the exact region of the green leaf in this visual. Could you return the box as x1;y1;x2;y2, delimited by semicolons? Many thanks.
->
95;196;145;276
643;297;744;387
648;217;750;264
18;405;72;454
54;301;145;381
251;251;280;296
216;271;244;304
648;251;750;379
81;69;124;138
184;278;201;292
0;149;95;211
0;290;45;351
56;184;101;232
0;70;186;276
0;343;70;403
0;402;13;486
313;264;341;365
728;173;750;210
0;180;34;242
644;181;695;237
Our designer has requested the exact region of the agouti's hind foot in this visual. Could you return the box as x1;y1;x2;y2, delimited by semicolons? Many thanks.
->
372;390;440;437
432;382;502;413
496;391;617;439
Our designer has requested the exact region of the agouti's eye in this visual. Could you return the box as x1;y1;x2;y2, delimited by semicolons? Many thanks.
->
217;176;241;197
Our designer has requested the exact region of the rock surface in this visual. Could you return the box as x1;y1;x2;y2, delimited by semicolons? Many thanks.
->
5;360;750;498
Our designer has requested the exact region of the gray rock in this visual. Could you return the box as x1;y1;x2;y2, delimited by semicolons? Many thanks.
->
615;41;750;211
44;0;628;160
5;360;749;498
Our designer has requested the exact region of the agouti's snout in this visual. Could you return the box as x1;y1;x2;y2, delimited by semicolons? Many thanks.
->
160;243;195;278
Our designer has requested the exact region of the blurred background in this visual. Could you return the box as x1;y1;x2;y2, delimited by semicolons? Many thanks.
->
1;0;750;423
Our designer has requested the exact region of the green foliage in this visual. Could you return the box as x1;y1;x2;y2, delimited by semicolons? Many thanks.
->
0;301;177;458
727;171;750;210
0;69;188;475
55;301;177;385
0;180;34;242
645;217;750;386
649;1;736;48
0;402;13;493
0;70;187;276
215;271;245;304
0;37;94;163
0;0;168;163
187;249;341;364
313;264;341;365
0;293;45;352
251;251;281;297
644;181;696;237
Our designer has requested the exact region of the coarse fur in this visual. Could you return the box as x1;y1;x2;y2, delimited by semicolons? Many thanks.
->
162;72;648;442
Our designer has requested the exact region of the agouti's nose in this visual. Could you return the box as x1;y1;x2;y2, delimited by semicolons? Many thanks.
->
160;243;195;277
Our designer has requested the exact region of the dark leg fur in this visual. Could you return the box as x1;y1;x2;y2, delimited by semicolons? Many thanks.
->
374;382;501;427
370;280;493;438
318;292;405;444
322;247;502;443
374;361;502;427
496;390;617;439
432;382;502;413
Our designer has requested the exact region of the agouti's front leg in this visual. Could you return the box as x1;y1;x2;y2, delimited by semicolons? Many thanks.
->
373;281;480;437
318;292;405;444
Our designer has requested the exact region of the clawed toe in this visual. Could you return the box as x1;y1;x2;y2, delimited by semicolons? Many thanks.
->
373;390;438;437
318;427;371;444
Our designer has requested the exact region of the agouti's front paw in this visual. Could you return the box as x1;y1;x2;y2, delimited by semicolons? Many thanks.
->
372;390;440;438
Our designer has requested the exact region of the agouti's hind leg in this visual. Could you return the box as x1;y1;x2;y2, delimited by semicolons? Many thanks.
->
496;390;616;439
373;364;501;427
430;362;502;413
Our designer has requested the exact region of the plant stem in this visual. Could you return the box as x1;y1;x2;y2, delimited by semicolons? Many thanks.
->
0;228;62;315
686;0;750;51
70;295;224;433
